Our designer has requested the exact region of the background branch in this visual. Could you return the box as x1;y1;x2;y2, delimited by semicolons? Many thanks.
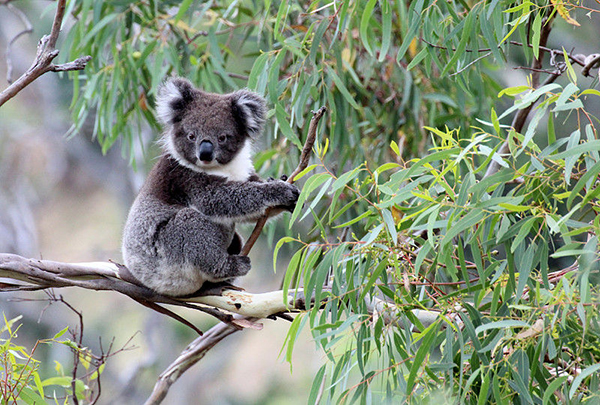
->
4;3;33;84
0;0;91;107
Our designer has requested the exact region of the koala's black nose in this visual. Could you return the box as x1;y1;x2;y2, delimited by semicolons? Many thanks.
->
198;141;214;162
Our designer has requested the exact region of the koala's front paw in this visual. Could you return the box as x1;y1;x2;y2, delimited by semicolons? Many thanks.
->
268;180;300;209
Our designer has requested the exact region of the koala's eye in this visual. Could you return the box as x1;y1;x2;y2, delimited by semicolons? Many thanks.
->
218;134;227;143
187;133;196;142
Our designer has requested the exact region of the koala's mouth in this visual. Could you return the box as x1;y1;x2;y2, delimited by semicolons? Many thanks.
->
197;159;217;167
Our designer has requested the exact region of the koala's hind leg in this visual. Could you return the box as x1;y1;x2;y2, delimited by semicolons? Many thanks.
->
158;208;251;282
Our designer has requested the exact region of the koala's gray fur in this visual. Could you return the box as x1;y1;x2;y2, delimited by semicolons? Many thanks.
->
122;78;299;296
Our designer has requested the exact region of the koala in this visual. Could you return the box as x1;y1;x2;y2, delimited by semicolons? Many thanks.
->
122;78;300;296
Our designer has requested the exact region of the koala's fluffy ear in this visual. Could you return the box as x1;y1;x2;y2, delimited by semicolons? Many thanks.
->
231;90;266;137
156;77;195;125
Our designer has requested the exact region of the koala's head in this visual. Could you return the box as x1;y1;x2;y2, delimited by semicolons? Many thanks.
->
156;77;266;181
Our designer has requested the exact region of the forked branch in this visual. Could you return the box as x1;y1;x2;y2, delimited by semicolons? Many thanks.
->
0;0;92;107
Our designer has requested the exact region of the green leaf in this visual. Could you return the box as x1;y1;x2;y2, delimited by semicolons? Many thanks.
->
547;111;556;146
498;85;531;98
569;363;600;398
33;372;44;398
477;371;491;405
18;387;47;405
361;223;384;247
441;10;475;76
332;206;371;228
80;14;119;48
52;326;69;340
531;12;541;58
299;178;332;221
381;209;397;245
396;15;420;62
552;99;584;112
308;365;327;404
567;159;600;208
511;217;537;253
292;164;319;182
406;321;439;395
379;0;392;61
275;104;302;148
282;314;305;371
552;139;600;159
282;247;305;302
407;48;428;70
290;173;331;225
543;376;568;405
475;320;530;335
360;0;377;57
375;162;400;175
441;209;485;247
42;376;74;387
273;236;296;274
460;368;482;404
331;166;363;192
490;107;501;135
554;82;579;106
174;0;194;23
358;259;388;303
248;52;270;91
326;65;359;109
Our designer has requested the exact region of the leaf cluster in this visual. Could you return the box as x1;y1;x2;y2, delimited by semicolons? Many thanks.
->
0;314;102;404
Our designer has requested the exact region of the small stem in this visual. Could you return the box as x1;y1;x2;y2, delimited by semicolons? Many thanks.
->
240;106;327;256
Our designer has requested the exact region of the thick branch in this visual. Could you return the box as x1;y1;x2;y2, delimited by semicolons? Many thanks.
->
0;254;309;321
0;0;91;107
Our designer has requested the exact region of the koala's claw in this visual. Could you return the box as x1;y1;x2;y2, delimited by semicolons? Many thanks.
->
280;174;288;181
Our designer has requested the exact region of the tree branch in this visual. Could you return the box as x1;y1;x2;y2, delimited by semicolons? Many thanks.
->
4;3;33;84
0;254;306;324
241;106;327;256
0;0;92;107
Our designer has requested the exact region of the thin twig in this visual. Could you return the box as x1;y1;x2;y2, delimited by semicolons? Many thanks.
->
241;106;327;256
421;37;588;67
5;3;33;84
449;51;492;77
581;53;600;77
